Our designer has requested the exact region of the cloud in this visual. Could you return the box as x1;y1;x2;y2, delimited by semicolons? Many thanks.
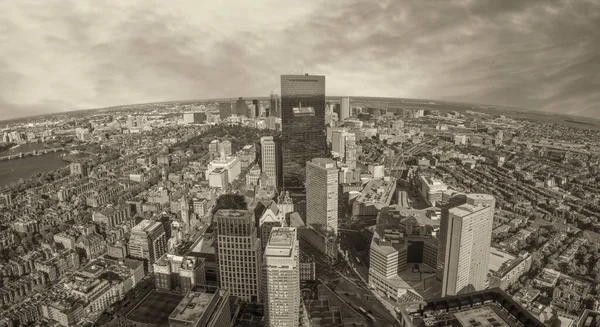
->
0;0;599;120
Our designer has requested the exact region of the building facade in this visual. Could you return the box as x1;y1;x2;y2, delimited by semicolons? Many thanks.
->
263;227;300;327
306;158;338;235
260;136;281;189
154;254;205;293
340;97;350;120
280;74;328;189
214;210;261;302
128;220;168;271
440;194;495;297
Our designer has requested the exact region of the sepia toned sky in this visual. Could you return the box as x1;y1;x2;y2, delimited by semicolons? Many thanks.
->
1;0;599;120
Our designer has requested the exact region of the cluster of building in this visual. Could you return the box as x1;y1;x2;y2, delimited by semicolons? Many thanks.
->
4;70;600;327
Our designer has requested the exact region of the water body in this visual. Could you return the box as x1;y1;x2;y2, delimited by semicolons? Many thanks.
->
0;152;69;186
1;143;59;156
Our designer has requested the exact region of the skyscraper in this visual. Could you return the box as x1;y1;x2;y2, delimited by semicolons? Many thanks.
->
344;132;357;169
340;97;350;120
280;74;328;189
263;227;300;327
269;93;280;118
129;219;168;272
253;99;260;117
260;136;281;189
219;102;232;120
235;97;247;116
214;209;261;302
306;158;338;234
439;194;495;297
331;130;356;167
331;130;346;158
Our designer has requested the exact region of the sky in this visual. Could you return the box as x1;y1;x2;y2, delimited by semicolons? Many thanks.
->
1;0;599;120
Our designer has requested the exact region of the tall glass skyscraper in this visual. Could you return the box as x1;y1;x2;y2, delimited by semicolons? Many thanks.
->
280;74;328;190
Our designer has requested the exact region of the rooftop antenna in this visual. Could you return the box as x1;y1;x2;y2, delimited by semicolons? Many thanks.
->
301;66;303;75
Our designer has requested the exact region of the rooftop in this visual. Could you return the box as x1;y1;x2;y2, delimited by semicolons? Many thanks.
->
264;227;296;257
268;227;294;246
356;178;396;204
169;290;216;323
404;288;545;327
420;175;447;188
449;203;491;218
453;306;511;327
308;157;337;169
132;219;161;233
488;248;516;274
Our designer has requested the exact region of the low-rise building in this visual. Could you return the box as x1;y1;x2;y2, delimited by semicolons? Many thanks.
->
488;252;532;290
418;175;448;207
368;206;439;303
351;177;396;222
154;254;205;293
169;286;232;327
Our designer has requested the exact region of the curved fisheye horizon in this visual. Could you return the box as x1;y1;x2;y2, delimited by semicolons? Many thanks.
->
2;94;599;124
2;2;600;327
1;0;599;121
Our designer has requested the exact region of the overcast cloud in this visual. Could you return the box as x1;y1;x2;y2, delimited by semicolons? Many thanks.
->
1;0;599;120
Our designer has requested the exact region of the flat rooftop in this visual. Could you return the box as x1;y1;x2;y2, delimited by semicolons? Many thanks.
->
356;178;396;204
454;306;511;327
488;247;515;273
265;228;295;257
169;290;216;323
309;157;337;169
421;175;446;187
449;203;490;217
214;209;253;221
132;219;161;232
269;228;294;246
468;194;495;202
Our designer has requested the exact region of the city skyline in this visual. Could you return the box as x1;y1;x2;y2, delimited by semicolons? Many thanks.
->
2;0;600;120
1;92;597;326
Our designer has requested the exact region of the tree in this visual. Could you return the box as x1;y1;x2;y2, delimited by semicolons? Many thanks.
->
212;194;248;215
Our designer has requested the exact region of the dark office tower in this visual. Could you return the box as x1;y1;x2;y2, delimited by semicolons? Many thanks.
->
219;102;232;120
281;74;328;190
252;99;260;117
235;97;247;116
333;103;341;117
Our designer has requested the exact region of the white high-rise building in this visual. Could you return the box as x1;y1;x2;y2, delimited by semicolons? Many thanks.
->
441;194;495;297
331;129;346;159
215;209;262;302
306;158;338;236
260;136;280;188
331;130;356;169
263;227;300;327
344;132;357;169
340;97;350;120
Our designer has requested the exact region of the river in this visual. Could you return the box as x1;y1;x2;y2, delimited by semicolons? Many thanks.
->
1;143;61;156
0;152;69;186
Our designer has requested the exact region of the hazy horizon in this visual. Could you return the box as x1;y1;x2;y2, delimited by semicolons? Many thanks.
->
1;0;599;120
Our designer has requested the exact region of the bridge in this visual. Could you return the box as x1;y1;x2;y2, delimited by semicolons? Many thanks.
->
0;147;65;162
